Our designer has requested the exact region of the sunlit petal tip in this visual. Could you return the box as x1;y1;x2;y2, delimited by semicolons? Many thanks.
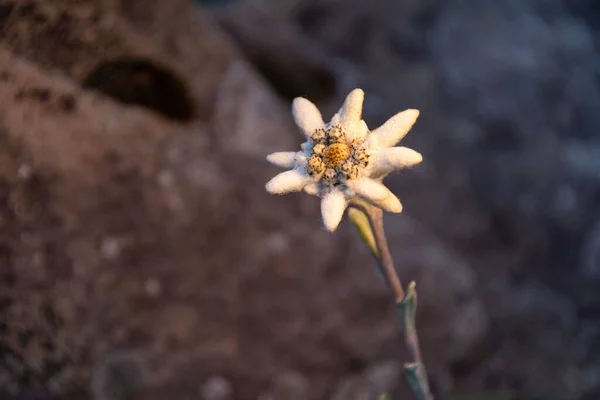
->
351;178;390;201
321;190;347;232
292;97;325;137
266;152;298;169
381;194;403;213
370;109;420;149
412;150;423;164
265;170;310;194
350;179;403;213
339;88;365;125
376;147;423;170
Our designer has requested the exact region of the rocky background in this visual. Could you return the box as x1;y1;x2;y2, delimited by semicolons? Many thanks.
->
0;0;599;399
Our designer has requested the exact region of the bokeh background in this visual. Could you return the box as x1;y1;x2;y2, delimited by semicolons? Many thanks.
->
1;0;599;399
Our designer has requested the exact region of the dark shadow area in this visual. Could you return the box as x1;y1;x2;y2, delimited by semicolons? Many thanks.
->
83;58;194;122
0;3;14;32
251;54;336;103
215;4;337;103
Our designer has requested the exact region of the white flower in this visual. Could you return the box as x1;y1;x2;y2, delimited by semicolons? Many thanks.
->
265;89;422;232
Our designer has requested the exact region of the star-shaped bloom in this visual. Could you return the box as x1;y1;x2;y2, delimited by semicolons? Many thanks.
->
265;89;422;232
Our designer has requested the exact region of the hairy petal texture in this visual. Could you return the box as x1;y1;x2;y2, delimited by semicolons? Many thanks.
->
265;169;311;194
327;89;368;142
266;88;422;232
321;190;347;232
366;109;419;149
338;88;364;126
292;98;325;138
267;152;302;169
369;147;423;179
351;120;370;143
350;178;403;213
304;183;320;196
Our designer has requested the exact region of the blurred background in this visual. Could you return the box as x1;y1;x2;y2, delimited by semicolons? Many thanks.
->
1;0;599;399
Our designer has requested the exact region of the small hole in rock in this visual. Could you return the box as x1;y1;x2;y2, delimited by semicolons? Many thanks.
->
83;58;194;122
18;3;35;17
0;4;15;25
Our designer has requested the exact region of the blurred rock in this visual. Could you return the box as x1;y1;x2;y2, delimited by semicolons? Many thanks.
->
241;0;600;398
257;370;309;400
430;0;600;270
201;375;233;400
328;361;400;400
213;2;336;102
0;1;484;399
429;2;600;395
91;352;146;400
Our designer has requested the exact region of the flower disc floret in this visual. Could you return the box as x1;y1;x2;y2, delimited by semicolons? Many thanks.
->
322;143;351;169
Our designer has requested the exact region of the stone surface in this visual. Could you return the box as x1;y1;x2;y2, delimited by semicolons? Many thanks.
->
214;2;336;102
244;0;600;398
0;0;484;399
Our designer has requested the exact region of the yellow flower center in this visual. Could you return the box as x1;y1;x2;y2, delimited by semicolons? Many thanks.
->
322;143;351;169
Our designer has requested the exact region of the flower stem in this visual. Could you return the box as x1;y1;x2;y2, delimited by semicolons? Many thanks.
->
363;205;405;302
348;202;434;400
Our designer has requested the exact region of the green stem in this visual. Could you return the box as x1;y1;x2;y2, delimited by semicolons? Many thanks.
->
366;206;405;302
348;202;434;400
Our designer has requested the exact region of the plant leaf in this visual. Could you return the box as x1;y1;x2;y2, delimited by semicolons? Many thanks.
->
347;206;378;258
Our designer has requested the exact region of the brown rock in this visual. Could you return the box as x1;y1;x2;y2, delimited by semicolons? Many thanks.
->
0;0;485;399
213;2;336;102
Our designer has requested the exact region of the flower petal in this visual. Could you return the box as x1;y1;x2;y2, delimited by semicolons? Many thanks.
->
349;178;403;213
266;152;300;169
369;147;422;179
292;98;325;138
304;183;320;196
321;190;347;232
329;113;341;126
265;169;311;194
337;89;364;126
355;120;370;143
375;194;403;213
344;119;370;143
366;109;419;149
301;141;312;153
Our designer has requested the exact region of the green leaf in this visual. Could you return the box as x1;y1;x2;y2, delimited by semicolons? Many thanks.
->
347;207;378;258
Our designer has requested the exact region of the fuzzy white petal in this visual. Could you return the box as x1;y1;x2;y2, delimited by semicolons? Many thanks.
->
292;98;325;138
295;154;307;167
330;113;341;126
301;141;313;155
375;194;403;213
266;152;299;169
350;178;403;213
338;89;364;126
321;190;347;232
366;109;419;150
304;183;320;196
344;119;370;143
355;120;370;142
369;147;422;179
265;169;311;194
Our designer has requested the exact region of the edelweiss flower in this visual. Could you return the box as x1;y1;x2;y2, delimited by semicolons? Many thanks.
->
265;89;422;232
